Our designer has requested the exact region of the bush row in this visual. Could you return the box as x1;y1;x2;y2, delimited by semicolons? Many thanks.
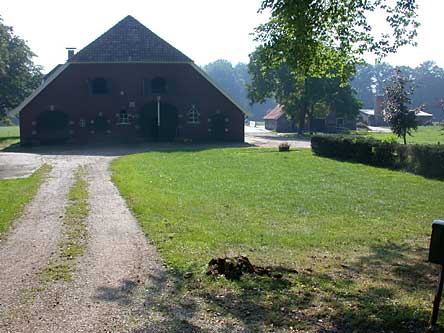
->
311;135;444;179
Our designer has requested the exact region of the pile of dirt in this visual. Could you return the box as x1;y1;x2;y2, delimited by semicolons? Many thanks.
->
206;256;283;280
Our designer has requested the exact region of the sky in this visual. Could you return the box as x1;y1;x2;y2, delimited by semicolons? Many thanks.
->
2;0;443;73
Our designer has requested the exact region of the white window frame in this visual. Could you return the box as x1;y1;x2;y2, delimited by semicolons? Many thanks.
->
187;105;200;124
118;110;130;125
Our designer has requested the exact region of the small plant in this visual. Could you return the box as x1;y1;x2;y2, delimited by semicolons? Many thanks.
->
381;135;398;144
278;142;290;152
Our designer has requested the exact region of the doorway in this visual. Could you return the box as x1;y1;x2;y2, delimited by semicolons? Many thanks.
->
36;110;70;144
139;102;178;141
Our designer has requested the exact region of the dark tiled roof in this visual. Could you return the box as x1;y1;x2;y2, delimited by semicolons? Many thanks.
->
69;16;192;63
264;105;285;120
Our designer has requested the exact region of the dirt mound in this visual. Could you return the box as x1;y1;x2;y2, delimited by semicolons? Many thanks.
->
206;256;284;280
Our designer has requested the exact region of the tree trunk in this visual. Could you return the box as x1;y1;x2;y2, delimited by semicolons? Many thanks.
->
403;134;407;145
298;110;305;135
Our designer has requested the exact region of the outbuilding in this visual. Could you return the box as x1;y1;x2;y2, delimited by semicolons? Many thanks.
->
264;104;356;133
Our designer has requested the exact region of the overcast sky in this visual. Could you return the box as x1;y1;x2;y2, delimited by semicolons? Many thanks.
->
2;0;443;73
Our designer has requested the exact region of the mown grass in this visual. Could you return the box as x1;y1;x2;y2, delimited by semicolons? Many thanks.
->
357;125;444;145
0;164;51;234
112;148;444;332
0;126;20;149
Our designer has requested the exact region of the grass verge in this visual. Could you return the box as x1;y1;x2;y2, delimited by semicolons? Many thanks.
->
0;164;51;234
39;166;89;284
0;126;19;150
112;148;444;332
356;125;444;145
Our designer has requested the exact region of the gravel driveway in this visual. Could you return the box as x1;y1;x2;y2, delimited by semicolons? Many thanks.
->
245;125;311;148
0;146;253;332
0;147;167;332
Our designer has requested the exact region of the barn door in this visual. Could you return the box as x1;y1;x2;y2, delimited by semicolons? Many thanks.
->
209;113;226;141
140;102;178;142
36;110;70;144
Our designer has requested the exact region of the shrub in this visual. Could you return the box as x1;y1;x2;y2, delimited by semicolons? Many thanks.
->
408;145;444;179
311;134;444;179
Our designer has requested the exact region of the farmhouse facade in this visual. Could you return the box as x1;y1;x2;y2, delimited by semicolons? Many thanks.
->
16;16;245;145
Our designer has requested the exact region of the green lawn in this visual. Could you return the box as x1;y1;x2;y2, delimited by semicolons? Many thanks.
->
0;165;50;234
358;125;444;144
112;148;444;331
0;126;20;149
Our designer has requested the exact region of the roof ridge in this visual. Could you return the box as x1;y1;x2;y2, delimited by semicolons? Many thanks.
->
69;15;192;63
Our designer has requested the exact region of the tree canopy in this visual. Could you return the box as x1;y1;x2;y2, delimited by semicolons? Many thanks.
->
254;0;419;81
203;59;275;120
352;61;444;121
0;16;42;122
247;47;361;133
384;68;419;144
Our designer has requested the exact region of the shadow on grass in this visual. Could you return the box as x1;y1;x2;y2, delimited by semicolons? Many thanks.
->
0;136;19;143
134;269;204;333
254;134;311;142
0;137;20;150
2;142;254;157
136;242;441;332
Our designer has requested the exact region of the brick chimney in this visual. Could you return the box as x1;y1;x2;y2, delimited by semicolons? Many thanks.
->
66;47;76;60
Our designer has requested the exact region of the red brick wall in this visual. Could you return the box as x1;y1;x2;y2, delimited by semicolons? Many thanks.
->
20;63;245;144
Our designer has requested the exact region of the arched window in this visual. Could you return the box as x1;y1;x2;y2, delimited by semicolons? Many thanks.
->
91;77;109;95
187;105;200;124
151;77;167;94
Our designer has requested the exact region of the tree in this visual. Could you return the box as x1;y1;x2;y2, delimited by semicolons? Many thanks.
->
0;16;42;122
325;78;362;122
247;47;360;134
247;48;306;133
203;59;276;120
384;68;419;144
254;0;419;81
351;61;444;121
250;1;418;132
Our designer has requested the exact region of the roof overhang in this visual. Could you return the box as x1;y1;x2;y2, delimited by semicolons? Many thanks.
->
191;63;248;115
8;63;71;117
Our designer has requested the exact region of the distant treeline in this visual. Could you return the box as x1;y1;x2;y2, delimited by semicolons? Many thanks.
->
203;60;444;121
202;60;275;121
352;61;444;120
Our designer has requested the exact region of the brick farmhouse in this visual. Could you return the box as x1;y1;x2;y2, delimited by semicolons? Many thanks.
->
15;16;246;145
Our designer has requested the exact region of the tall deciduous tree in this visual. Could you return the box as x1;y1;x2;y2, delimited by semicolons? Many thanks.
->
0;16;42;122
251;1;418;133
254;0;419;81
247;47;360;134
352;61;444;120
384;68;419;144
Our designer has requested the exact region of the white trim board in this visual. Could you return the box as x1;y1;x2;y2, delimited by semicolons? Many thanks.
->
191;63;248;115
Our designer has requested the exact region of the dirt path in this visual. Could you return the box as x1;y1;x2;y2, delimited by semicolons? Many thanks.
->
244;125;311;148
0;148;249;332
0;159;78;328
0;153;167;332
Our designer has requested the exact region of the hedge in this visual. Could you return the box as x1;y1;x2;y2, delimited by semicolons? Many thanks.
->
311;135;444;179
